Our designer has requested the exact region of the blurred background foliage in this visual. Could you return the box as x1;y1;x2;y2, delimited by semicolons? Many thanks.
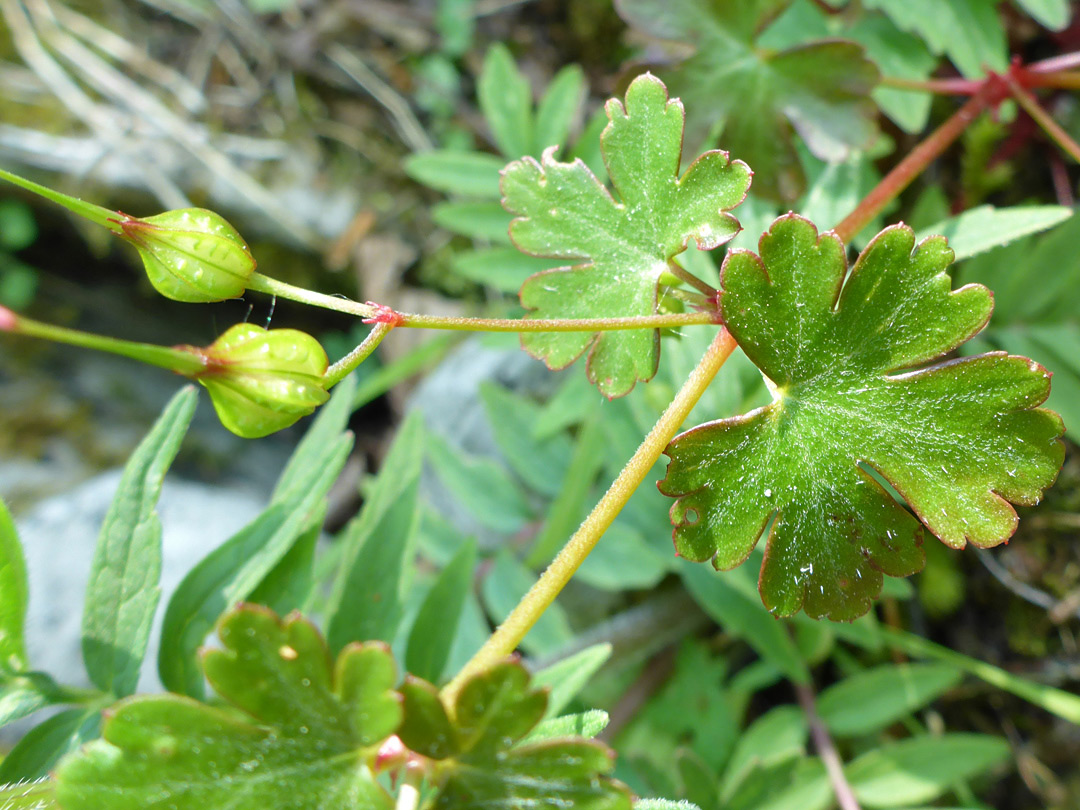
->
1;1;1080;808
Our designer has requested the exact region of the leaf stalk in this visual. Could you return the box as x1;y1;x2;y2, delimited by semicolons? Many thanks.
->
441;327;738;706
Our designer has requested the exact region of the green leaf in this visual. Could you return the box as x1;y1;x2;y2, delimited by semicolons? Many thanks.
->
480;382;572;497
816;663;962;736
82;387;197;697
245;507;322;615
524;710;610;743
617;1;879;200
158;428;352;696
406;538;476;682
532;643;613;718
452;247;559;292
661;215;1064;620
863;0;1007;78
680;560;809;684
504;73;750;397
398;661;631;810
845;733;1010;808
0;673;67;727
576;523;673;591
844;14;937;133
635;801;701;810
1014;0;1071;29
534;65;586;155
0;497;29;673
57;606;400;810
0;707;100;782
404;151;505;198
327;411;424;651
432;201;513;242
426;433;533;532
478;44;533;160
917;205;1073;262
719;706;807;803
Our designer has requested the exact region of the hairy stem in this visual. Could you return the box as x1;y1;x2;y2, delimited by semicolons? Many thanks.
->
250;273;717;333
1007;78;1080;163
441;328;738;704
395;310;718;332
325;322;394;388
878;75;982;95
667;262;718;298
248;272;378;319
833;83;997;243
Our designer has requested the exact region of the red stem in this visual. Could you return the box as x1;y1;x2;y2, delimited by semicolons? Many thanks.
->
832;82;998;243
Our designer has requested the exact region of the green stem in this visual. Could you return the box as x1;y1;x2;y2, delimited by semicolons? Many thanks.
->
250;272;717;333
0;166;121;232
667;262;718;298
1007;77;1080;164
0;306;207;376
1024;69;1080;90
441;327;738;705
398;310;717;332
878;75;982;95
833;83;997;243
882;626;1080;725
247;272;378;319
325;322;393;388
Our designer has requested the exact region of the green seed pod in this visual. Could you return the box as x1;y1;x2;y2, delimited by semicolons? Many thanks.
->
188;324;329;438
117;208;255;302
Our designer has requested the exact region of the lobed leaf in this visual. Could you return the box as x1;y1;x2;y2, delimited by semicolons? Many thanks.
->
398;660;632;810
617;0;879;200
57;606;401;810
661;215;1064;620
504;73;750;397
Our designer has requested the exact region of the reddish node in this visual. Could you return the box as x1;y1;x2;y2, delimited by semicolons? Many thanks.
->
362;302;405;326
0;305;17;331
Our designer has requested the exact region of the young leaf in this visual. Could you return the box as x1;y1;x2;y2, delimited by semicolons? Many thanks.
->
57;606;401;810
398;661;631;810
504;73;750;398
533;65;586;155
0;497;29;673
158;435;352;696
326;411;424;652
616;0;878;200
0;707;101;783
480;382;572;497
405;538;477;683
845;733;1010;808
82;386;197;697
916;205;1073;262
524;709;610;743
404;151;505;198
532;643;613;719
661;215;1064;620
862;0;1007;78
478;43;533;160
0;780;56;809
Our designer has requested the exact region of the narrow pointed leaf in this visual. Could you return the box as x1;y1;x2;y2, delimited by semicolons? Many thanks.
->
82;387;197;697
504;73;750;397
0;497;29;673
661;215;1064;619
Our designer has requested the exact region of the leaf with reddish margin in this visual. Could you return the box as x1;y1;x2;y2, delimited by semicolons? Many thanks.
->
660;215;1063;620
